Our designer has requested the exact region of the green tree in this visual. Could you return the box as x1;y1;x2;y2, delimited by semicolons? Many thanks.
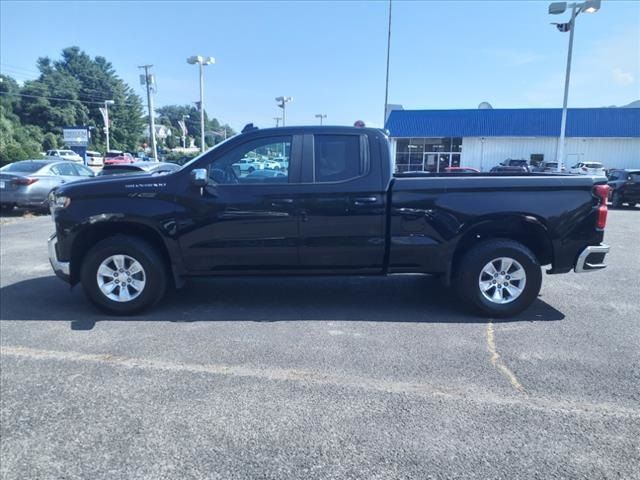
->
12;47;144;152
42;132;58;151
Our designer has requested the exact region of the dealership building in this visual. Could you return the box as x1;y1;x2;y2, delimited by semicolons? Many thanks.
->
384;107;640;173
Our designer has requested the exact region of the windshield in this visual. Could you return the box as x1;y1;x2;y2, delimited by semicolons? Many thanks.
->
584;163;603;168
1;161;46;173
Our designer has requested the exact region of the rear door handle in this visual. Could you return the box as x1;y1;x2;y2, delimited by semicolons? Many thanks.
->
352;196;378;206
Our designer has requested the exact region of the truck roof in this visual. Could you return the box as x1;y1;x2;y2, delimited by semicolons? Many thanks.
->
240;125;386;136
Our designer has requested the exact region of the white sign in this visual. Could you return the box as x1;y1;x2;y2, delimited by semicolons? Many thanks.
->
63;128;89;146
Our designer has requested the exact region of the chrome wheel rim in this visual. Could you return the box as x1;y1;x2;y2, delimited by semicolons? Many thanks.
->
478;257;526;305
96;255;146;302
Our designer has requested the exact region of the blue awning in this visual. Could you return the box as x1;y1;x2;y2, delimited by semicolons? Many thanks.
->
385;108;640;138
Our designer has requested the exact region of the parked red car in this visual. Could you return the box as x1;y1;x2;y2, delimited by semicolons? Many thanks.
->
103;151;135;165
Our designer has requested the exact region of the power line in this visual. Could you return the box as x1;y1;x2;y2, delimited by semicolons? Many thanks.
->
0;91;140;107
0;64;135;103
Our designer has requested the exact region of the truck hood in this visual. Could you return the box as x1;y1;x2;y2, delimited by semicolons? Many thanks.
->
55;171;176;198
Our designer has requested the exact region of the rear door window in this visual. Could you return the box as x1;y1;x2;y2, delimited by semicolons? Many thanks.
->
51;163;76;176
313;134;364;183
72;164;94;177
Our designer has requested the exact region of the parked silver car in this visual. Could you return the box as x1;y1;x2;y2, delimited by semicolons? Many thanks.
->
0;159;94;211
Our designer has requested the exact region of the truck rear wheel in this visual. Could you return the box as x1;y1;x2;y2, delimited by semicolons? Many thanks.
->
454;239;542;318
80;235;167;315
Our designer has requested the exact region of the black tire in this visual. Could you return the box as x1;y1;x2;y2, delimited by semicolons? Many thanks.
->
453;239;542;318
248;167;255;173
80;235;167;315
611;191;623;208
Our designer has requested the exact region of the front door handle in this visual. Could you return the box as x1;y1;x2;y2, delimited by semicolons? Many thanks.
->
271;198;294;207
352;196;378;206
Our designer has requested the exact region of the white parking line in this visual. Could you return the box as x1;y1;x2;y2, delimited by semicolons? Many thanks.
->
2;345;638;419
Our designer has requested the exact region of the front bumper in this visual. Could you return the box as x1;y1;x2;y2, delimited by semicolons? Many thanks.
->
48;234;70;282
574;243;609;273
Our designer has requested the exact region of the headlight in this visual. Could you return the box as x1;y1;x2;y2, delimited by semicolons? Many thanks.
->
49;192;71;214
54;196;71;208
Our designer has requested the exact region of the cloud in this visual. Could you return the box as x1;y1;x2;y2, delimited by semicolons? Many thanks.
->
612;67;635;86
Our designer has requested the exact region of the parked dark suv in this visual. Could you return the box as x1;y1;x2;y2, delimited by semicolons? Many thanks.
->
500;159;530;171
607;169;640;208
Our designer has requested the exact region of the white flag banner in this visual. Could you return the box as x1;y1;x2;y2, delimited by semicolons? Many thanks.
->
178;120;188;136
99;107;109;125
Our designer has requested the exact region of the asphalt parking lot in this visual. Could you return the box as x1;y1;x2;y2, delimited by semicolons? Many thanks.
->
1;208;639;480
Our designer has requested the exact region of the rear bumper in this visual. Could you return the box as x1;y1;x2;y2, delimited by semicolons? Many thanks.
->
48;234;70;282
1;190;48;208
574;243;609;273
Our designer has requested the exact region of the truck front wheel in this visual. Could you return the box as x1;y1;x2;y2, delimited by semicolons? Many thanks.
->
80;235;167;315
454;239;542;317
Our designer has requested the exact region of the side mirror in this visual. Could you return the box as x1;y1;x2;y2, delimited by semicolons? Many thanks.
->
190;168;208;187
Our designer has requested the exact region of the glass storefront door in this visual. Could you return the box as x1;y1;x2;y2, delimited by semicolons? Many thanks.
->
395;137;462;173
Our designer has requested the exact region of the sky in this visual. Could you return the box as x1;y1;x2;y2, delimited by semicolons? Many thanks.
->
1;0;639;131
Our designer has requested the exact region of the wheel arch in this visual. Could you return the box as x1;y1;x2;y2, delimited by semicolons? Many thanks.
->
69;221;179;287
447;215;553;285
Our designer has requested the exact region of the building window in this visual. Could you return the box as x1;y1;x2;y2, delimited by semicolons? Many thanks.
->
395;137;462;173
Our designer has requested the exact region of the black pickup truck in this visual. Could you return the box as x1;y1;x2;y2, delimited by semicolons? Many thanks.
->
48;126;610;317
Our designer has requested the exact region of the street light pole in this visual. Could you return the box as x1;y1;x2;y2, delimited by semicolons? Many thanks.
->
273;117;282;127
315;114;327;125
383;0;392;126
198;62;205;152
556;3;578;173
275;96;292;126
549;0;601;172
187;55;215;152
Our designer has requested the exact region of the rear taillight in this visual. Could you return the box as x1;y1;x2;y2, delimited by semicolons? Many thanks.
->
593;184;608;230
14;177;39;186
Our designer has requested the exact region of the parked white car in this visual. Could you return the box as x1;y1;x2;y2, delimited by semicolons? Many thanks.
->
261;159;281;170
570;162;605;176
271;156;289;171
233;157;263;174
46;149;83;163
86;150;104;167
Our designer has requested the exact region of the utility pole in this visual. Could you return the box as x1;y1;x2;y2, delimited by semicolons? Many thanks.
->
273;117;282;127
139;65;158;160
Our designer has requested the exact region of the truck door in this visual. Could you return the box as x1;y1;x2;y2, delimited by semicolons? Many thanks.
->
297;132;386;273
177;134;305;273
